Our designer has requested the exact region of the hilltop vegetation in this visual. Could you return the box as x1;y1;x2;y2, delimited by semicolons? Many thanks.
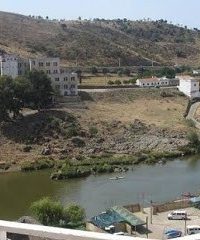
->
1;11;200;66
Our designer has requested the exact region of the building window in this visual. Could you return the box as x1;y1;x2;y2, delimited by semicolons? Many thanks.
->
151;83;154;85
46;62;50;66
32;61;35;65
71;84;75;88
64;85;68;89
46;70;51;74
55;77;60;81
18;63;22;68
71;77;75;81
53;70;58;74
147;83;149;86
39;62;44;67
194;84;197;86
64;77;68;81
53;62;58;66
55;85;60;90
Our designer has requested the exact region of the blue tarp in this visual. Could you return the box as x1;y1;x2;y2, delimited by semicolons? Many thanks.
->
190;196;200;203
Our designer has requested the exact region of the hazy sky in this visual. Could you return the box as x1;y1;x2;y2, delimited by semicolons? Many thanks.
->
1;0;199;28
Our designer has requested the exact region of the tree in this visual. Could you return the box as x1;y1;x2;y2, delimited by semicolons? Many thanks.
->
102;68;109;75
27;70;54;110
123;68;131;76
76;69;82;84
90;66;98;75
0;76;23;120
30;198;64;226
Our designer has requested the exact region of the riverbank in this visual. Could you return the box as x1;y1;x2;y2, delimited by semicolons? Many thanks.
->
0;89;194;176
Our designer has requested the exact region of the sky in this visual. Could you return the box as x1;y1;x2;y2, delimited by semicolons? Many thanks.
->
0;0;199;28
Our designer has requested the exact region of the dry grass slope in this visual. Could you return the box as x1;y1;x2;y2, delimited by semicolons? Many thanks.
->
1;11;200;66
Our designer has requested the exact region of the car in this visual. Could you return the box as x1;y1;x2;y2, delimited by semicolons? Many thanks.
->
187;225;200;235
164;229;182;239
168;210;187;220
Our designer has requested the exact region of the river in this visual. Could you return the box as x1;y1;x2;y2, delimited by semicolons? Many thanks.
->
0;156;200;221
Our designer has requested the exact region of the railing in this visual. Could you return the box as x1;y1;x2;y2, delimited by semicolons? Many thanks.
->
0;220;200;240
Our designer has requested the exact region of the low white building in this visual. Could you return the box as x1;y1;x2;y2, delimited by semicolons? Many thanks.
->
136;77;159;87
178;75;200;98
0;54;18;78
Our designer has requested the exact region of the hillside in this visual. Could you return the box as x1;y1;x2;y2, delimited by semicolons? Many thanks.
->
0;11;200;66
0;89;190;172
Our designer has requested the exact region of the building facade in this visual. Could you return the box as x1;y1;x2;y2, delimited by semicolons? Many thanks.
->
178;76;200;98
29;57;78;96
136;76;179;88
0;54;18;78
136;77;159;87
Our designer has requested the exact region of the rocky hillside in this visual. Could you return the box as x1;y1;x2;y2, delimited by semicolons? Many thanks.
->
1;11;200;66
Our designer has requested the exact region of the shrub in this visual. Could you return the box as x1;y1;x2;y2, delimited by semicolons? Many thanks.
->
64;204;85;223
107;80;114;85
114;80;122;85
187;131;200;147
30;198;85;227
30;198;64;226
186;119;195;128
71;137;85;147
89;126;98;136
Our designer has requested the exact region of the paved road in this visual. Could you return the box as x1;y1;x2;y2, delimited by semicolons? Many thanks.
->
186;102;200;129
79;86;177;93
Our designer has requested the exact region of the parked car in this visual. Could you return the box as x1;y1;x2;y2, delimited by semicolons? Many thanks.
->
164;229;182;239
168;210;187;220
187;225;200;235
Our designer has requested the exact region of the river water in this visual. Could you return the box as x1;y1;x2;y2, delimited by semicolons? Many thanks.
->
0;156;200;220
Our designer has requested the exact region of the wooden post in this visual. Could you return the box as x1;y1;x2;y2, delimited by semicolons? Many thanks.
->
0;231;7;240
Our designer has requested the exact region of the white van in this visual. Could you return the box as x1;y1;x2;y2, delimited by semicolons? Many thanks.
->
167;210;187;220
187;225;200;235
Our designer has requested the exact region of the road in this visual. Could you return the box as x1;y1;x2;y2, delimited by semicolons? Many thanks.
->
78;86;177;93
186;102;200;129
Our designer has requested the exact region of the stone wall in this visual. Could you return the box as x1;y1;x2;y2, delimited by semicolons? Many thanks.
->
124;204;141;213
153;200;190;214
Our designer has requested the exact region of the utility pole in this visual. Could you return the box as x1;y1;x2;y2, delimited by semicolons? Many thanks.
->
118;58;121;68
150;200;153;224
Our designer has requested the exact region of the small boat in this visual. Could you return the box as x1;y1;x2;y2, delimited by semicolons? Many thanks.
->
109;176;125;180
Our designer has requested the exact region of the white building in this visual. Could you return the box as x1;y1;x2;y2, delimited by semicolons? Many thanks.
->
29;57;78;96
136;77;159;87
0;54;18;78
178;75;200;98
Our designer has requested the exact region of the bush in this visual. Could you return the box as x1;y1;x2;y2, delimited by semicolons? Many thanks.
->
30;198;85;227
89;126;98;136
187;131;200;147
186;119;195;128
107;80;114;85
30;198;64;226
71;137;85;147
64;204;85;223
114;80;122;85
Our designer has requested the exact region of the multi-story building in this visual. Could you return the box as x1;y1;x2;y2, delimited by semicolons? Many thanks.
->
29;57;78;96
0;54;18;78
0;54;29;78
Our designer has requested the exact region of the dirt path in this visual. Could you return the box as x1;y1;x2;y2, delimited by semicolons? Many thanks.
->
186;102;200;129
